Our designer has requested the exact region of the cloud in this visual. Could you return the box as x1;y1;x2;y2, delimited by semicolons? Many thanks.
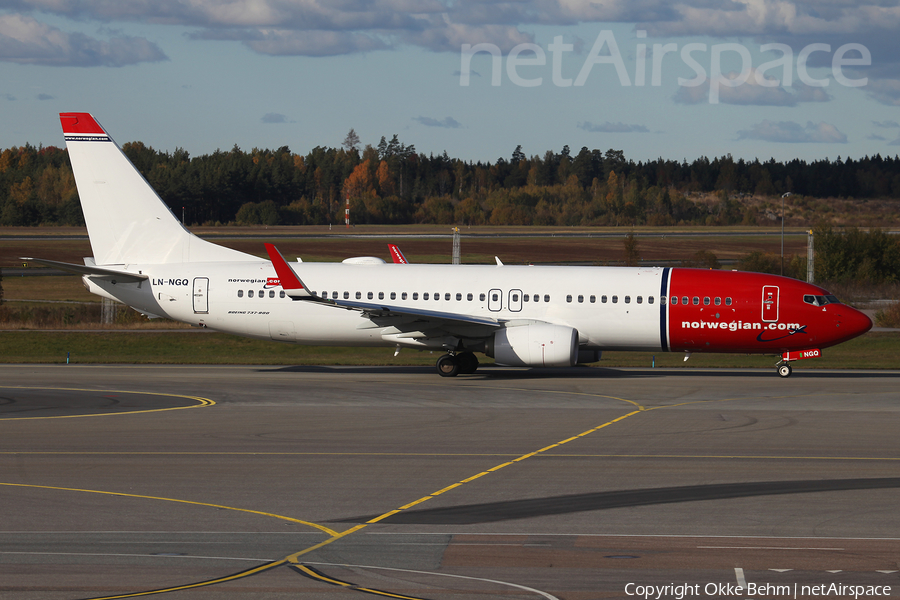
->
37;93;54;100
4;0;899;86
866;79;900;106
867;134;886;141
673;69;831;106
889;134;900;147
737;120;848;144
0;14;167;66
402;22;533;53
578;121;649;133
2;93;15;101
261;112;291;124
413;116;462;128
873;120;900;129
192;28;388;57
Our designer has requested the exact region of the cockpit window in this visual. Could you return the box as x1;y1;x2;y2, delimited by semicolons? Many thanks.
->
803;294;840;307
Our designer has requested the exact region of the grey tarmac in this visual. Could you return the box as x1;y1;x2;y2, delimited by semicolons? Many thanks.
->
1;364;899;599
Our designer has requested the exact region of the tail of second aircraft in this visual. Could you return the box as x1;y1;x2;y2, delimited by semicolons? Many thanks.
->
60;113;255;266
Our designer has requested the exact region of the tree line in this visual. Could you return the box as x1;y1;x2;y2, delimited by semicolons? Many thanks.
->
2;137;900;227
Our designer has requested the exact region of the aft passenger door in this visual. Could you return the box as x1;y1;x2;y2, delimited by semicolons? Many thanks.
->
193;277;209;314
762;285;779;322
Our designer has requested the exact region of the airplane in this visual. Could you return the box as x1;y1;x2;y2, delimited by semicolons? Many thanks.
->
388;244;409;264
27;112;873;378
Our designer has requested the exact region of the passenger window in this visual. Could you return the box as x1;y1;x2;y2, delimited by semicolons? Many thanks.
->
379;292;384;300
356;291;362;299
544;295;550;302
390;292;396;300
445;293;450;301
624;296;631;304
660;296;666;305
267;290;273;298
238;290;243;298
248;290;254;298
343;291;349;299
423;292;429;300
532;294;539;303
513;293;520;302
259;290;264;298
601;295;607;303
703;297;710;306
648;296;654;305
280;291;285;298
368;292;374;300
725;297;732;306
435;293;440;301
682;296;689;305
492;293;499;301
524;294;529;302
456;293;462;301
692;297;699;305
567;295;573;303
577;295;583;303
637;296;642;304
480;293;486;301
590;295;596;303
401;292;407;300
467;293;473;301
412;292;418;300
612;295;618;303
714;297;721;305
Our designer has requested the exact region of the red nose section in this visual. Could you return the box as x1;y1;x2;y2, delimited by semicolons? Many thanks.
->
833;305;872;345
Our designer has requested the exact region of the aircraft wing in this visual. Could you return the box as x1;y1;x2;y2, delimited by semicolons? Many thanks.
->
21;257;148;283
264;244;502;337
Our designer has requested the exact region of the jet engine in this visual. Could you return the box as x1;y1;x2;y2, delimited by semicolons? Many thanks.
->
486;324;579;367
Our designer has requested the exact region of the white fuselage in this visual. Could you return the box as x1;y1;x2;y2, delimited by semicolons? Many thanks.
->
86;262;667;351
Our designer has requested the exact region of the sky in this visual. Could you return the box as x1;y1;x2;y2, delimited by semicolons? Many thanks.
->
2;1;900;164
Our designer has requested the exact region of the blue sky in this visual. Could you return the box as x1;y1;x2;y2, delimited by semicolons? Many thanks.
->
2;1;900;164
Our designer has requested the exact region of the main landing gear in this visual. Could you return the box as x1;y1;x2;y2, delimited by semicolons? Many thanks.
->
436;351;479;377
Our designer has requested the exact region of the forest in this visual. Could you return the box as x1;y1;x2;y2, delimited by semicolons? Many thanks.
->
2;133;900;228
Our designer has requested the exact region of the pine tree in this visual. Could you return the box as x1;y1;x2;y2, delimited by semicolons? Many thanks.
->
342;128;360;152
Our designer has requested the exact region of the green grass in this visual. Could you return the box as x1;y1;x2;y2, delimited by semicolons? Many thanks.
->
1;330;897;370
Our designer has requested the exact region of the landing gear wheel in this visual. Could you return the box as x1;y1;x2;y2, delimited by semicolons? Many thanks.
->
777;364;792;378
456;352;479;375
436;354;459;377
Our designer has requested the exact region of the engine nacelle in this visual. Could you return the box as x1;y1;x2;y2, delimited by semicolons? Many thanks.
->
487;324;579;367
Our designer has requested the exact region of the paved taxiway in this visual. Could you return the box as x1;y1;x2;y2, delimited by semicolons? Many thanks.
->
1;364;899;599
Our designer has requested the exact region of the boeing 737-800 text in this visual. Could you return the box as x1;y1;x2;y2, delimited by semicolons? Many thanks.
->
26;113;872;377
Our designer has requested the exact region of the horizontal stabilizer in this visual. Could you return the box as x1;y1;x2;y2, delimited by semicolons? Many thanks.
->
21;257;148;283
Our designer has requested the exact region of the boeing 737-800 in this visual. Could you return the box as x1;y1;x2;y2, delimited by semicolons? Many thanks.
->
27;113;873;377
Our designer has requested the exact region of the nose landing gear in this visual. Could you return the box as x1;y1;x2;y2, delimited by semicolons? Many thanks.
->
777;363;793;378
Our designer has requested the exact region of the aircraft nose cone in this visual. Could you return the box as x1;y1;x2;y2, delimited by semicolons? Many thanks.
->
835;305;872;343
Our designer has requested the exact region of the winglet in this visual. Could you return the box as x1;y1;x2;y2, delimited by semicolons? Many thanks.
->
388;244;409;264
264;243;312;299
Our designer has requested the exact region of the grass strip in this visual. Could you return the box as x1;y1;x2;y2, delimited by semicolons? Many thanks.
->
0;331;897;370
